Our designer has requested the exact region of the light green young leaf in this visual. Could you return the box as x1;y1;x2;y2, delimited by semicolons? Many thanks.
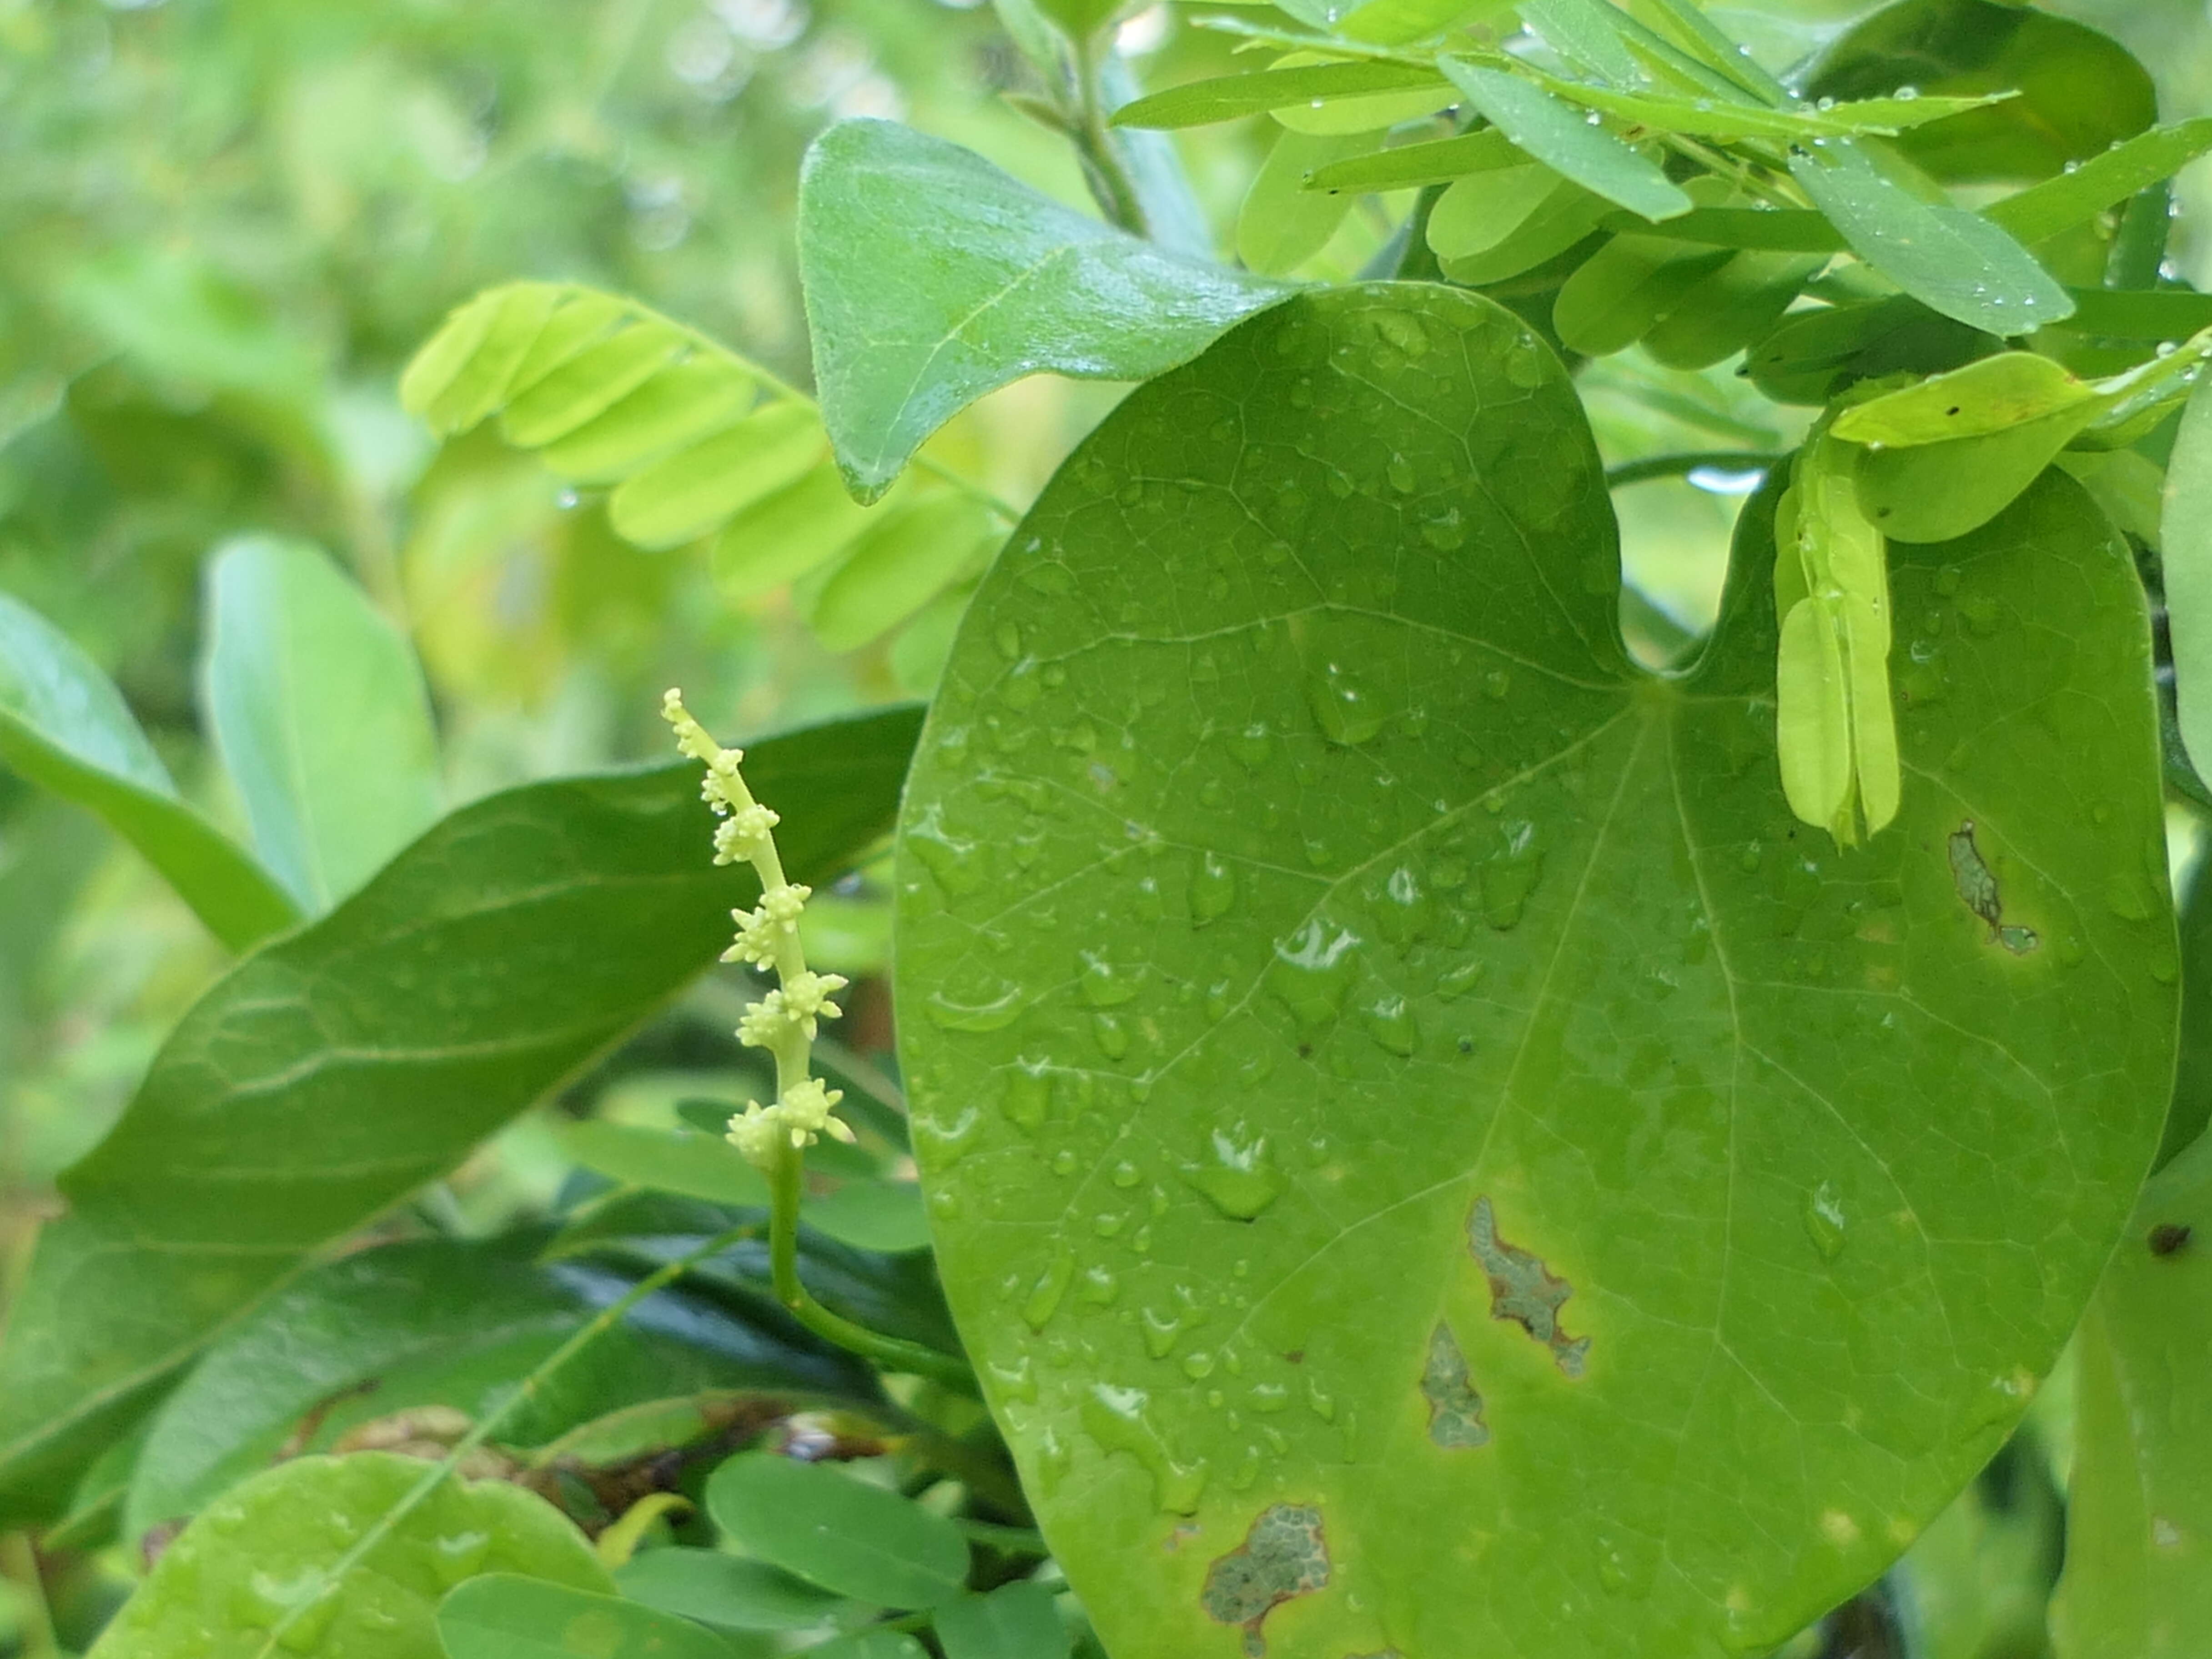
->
1269;54;1454;137
1518;0;1644;86
1856;404;2103;544
897;285;2172;1659
1985;119;2212;246
1424;165;1559;263
0;589;298;951
1438;60;1693;222
798;118;1290;501
0;707;920;1525
122;1232;871;1540
441;1574;733;1659
2164;377;2212;794
934;1583;1071;1659
90;1453;608;1659
615;1547;848;1631
1546;78;2008;145
200;537;442;913
704;1453;969;1610
608;402;828;551
1641;251;1825;371
2050;1131;2212;1658
1303;129;1521;195
1336;0;1508;46
1108;61;1453;131
1238;131;1369;276
1789;139;2072;336
1435;177;1610;285
1832;352;2098;447
808;491;1005;653
1550;233;1731;357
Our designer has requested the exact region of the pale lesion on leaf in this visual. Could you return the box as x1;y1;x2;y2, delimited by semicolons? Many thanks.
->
1419;1322;1490;1448
1202;1502;1331;1658
1946;819;2038;955
1468;1197;1590;1378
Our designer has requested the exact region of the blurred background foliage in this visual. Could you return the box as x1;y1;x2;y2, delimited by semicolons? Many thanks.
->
3;0;2212;1652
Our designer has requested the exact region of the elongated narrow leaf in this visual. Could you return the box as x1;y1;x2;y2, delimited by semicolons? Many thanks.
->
1833;352;2098;446
798;119;1290;501
200;537;442;912
1549;76;2006;143
1109;61;1451;130
1610;206;1844;252
897;285;2171;1659
0;707;920;1524
122;1232;871;1538
90;1453;609;1659
1789;139;2072;336
705;1452;969;1609
1986;119;2212;246
2050;1130;2212;1658
1438;60;1692;221
0;591;298;951
441;1574;733;1659
1304;129;1520;194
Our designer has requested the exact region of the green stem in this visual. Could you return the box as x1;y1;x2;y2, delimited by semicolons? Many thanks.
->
251;1225;754;1659
767;1143;979;1394
1606;450;1782;489
1068;32;1148;237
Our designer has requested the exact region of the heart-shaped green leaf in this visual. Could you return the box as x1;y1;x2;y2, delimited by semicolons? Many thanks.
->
894;285;2174;1658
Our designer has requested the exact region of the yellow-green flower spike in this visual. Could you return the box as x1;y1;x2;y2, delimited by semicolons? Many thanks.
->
663;689;855;1169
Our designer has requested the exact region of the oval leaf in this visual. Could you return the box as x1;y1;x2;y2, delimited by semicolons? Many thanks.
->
615;1547;846;1632
894;286;2173;1658
704;1452;968;1610
441;1574;731;1659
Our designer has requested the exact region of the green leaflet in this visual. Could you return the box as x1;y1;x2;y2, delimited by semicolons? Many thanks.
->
2049;1131;2212;1657
1108;61;1453;131
704;1452;970;1610
1986;120;2212;246
615;1547;849;1631
1269;54;1455;138
1787;139;2073;338
1542;77;2011;145
1550;233;1730;358
1303;129;1521;195
0;707;920;1525
1424;165;1559;264
1641;251;1825;371
1240;131;1369;276
440;1574;734;1659
1772;432;1900;847
935;1583;1071;1659
89;1453;609;1659
1436;176;1610;286
0;589;298;952
799;118;1291;501
1438;60;1692;223
1744;296;1996;407
122;1232;872;1539
1856;404;2103;545
199;536;443;913
896;285;2172;1659
1832;353;2099;446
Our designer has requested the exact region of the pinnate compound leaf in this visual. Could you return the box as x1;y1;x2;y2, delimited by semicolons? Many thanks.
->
88;1453;609;1659
440;1574;732;1659
122;1233;873;1539
895;286;2172;1659
797;118;1291;502
704;1452;968;1610
1787;139;2072;337
2049;1130;2212;1658
0;588;298;951
1438;60;1692;222
615;1547;847;1631
200;537;443;913
0;707;920;1524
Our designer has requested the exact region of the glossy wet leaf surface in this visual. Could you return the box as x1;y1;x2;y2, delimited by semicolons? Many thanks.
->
0;708;919;1524
798;119;1290;501
88;1453;609;1659
895;285;2173;1659
2050;1129;2212;1657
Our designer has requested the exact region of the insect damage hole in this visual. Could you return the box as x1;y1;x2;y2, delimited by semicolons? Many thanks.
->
1202;1503;1330;1658
1947;820;2037;955
1420;1322;1490;1448
1468;1197;1590;1377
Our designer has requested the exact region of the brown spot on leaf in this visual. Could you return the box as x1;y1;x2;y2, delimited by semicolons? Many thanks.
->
2151;1222;2192;1257
1420;1323;1489;1448
1468;1197;1589;1377
1202;1503;1330;1657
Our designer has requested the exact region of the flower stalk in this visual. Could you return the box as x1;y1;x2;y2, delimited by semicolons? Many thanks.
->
662;691;975;1394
